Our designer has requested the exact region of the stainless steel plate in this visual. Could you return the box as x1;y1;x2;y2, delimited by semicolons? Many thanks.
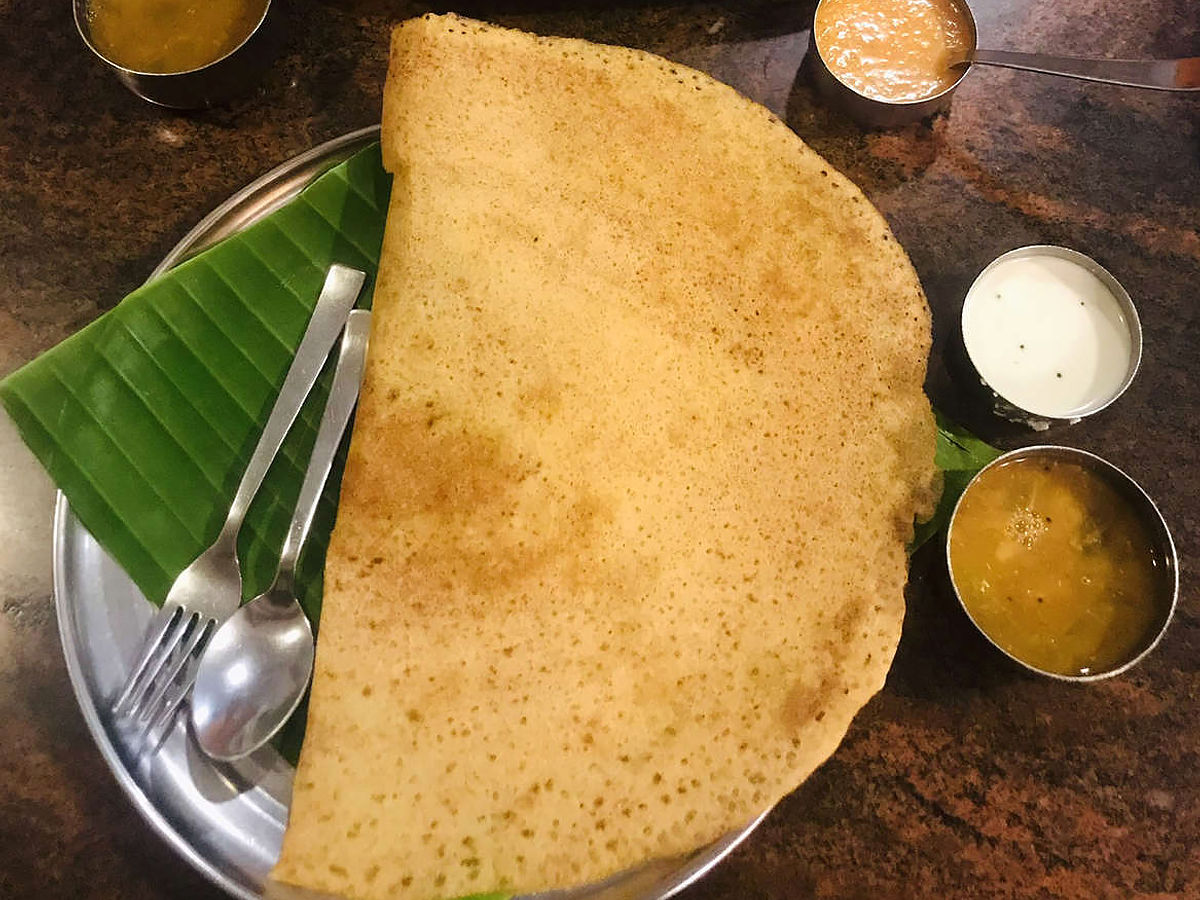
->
54;127;766;900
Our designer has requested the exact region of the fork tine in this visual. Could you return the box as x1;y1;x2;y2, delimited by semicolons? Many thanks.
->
113;604;184;716
121;623;190;724
141;624;214;749
132;614;211;728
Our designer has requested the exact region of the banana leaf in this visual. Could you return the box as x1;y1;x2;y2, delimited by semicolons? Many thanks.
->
910;410;1003;551
1;144;391;630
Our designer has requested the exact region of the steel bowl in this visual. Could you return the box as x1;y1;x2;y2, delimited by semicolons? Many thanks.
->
946;445;1178;682
960;245;1142;430
809;0;977;127
73;0;280;109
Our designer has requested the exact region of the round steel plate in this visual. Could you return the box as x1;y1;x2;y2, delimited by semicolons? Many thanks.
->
53;126;766;900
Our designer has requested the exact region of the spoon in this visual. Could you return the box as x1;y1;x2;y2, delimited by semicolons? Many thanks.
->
190;309;371;761
955;51;1200;91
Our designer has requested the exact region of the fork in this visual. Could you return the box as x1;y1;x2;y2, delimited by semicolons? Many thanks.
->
111;264;366;748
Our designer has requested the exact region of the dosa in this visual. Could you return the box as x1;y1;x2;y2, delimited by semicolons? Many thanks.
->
273;13;938;900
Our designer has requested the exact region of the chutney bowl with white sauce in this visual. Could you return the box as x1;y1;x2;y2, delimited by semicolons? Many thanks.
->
959;245;1142;430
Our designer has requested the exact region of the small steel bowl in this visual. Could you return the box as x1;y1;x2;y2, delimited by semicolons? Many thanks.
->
946;445;1178;682
809;0;977;127
73;0;280;109
960;245;1142;430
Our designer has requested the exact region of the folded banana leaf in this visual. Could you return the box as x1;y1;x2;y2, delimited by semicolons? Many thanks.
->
0;143;391;631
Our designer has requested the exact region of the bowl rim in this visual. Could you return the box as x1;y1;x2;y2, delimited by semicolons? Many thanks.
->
73;0;273;78
944;444;1179;682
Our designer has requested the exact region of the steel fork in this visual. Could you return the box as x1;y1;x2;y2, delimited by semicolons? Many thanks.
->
111;264;366;749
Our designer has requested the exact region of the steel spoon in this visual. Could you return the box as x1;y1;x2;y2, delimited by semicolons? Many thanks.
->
956;51;1200;91
190;309;371;761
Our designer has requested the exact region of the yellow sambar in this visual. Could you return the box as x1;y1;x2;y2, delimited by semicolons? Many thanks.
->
948;451;1173;678
87;0;269;74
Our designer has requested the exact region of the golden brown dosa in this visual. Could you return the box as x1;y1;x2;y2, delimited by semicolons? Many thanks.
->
273;13;938;900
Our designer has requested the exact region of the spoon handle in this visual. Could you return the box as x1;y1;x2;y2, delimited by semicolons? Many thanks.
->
969;50;1200;91
274;309;372;592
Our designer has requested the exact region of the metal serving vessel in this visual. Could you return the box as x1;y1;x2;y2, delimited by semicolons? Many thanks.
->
807;0;976;127
73;0;281;109
807;0;1198;128
53;126;768;900
945;445;1179;682
959;245;1142;431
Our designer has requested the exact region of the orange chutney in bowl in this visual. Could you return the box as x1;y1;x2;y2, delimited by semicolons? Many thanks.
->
814;0;975;102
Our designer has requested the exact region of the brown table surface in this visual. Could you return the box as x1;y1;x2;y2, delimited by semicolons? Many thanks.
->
1;1;1197;898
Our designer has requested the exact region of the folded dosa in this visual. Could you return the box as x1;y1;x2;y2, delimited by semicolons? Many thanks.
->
273;13;937;900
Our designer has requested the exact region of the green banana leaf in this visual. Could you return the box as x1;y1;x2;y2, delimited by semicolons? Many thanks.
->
910;410;1003;551
1;143;394;764
1;144;391;629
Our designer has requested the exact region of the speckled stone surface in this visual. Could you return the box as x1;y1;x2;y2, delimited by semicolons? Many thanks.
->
0;1;1197;898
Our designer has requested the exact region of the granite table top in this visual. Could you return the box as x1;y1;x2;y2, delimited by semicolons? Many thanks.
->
1;0;1196;897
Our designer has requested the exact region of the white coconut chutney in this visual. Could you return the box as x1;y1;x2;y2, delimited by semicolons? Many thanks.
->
962;250;1135;420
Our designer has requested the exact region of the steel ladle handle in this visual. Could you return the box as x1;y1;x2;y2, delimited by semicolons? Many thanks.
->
272;309;371;593
964;50;1200;91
